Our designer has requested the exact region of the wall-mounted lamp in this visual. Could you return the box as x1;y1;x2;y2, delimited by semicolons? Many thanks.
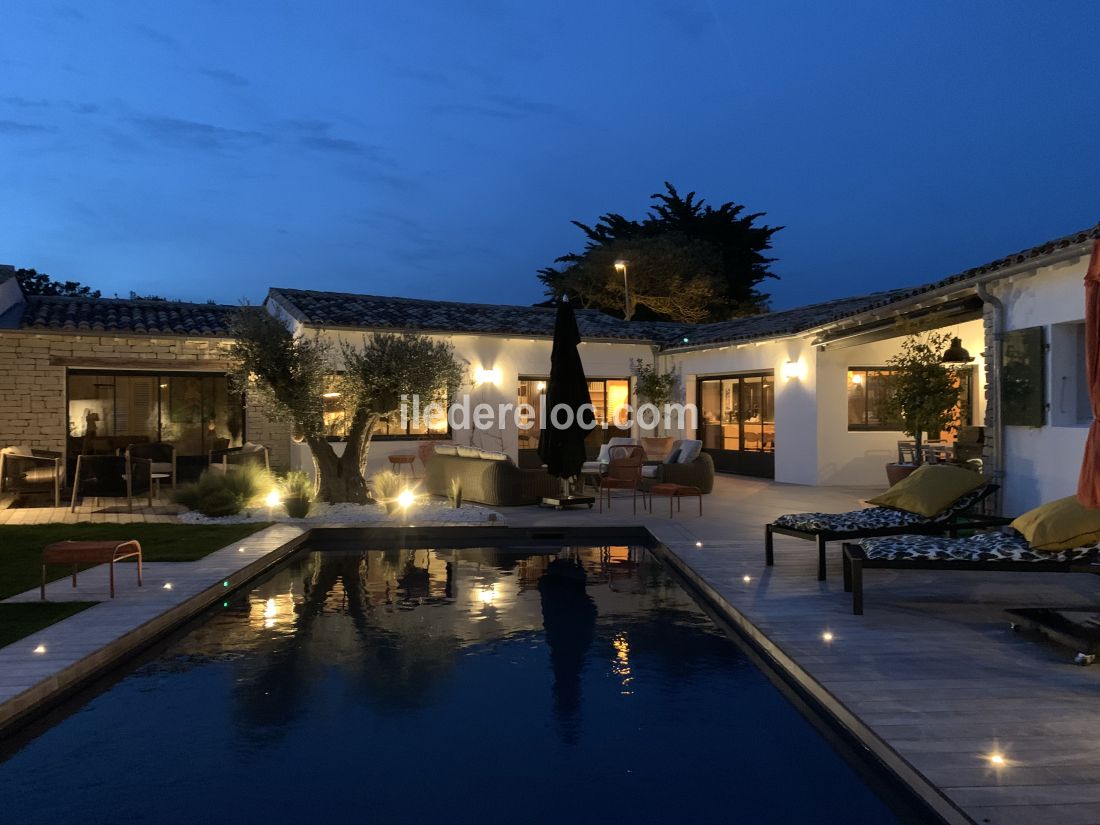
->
476;367;501;385
940;337;974;364
781;359;806;380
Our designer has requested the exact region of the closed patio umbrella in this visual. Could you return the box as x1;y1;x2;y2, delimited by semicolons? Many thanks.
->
1077;240;1100;508
538;298;596;508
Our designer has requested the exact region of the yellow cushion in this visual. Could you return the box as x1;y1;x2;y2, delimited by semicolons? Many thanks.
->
1011;496;1100;551
866;464;984;518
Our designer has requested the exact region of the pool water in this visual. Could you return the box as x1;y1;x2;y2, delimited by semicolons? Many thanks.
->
0;546;909;824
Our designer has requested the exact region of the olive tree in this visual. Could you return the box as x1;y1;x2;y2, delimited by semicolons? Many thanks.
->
881;331;961;466
229;309;467;503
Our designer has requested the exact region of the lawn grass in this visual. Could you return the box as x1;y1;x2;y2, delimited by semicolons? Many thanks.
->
0;602;96;648
0;523;269;600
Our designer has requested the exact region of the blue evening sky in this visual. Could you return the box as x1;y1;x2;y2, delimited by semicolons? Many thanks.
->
2;1;1098;310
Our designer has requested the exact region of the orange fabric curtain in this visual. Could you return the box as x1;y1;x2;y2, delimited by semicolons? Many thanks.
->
1076;240;1100;507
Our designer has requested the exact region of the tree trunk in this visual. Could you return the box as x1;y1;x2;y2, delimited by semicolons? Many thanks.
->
913;429;924;467
306;436;364;504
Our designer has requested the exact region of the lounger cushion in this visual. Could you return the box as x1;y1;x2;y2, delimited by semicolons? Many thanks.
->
859;531;1100;563
866;464;985;518
774;507;931;533
1011;496;1100;551
19;468;58;484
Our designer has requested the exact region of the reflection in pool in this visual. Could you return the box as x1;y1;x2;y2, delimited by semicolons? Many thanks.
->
0;546;906;824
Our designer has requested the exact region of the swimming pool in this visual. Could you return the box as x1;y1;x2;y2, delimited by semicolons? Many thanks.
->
0;543;916;824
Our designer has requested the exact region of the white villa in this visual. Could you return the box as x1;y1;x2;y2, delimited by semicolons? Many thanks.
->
1;222;1096;515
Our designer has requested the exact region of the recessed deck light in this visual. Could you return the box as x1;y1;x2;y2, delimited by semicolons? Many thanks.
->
989;752;1006;766
743;575;752;583
33;644;46;654
163;583;173;590
822;631;834;643
695;541;703;547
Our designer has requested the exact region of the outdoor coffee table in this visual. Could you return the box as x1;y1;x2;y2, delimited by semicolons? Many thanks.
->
648;483;703;518
41;540;143;599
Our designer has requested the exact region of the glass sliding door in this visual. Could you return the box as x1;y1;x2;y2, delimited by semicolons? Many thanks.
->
696;371;775;478
67;370;244;480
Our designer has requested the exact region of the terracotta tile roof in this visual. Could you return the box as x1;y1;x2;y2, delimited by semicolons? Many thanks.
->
268;288;670;342
19;296;241;336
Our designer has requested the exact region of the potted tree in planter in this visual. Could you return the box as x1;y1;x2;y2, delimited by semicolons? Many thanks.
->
630;358;678;434
881;331;962;486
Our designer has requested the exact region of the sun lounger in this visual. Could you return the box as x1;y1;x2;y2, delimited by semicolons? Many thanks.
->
765;484;1001;581
841;532;1100;615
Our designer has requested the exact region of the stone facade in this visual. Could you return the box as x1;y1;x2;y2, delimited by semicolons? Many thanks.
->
0;329;291;471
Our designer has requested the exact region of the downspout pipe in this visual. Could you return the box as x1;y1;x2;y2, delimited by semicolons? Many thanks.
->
975;281;1005;507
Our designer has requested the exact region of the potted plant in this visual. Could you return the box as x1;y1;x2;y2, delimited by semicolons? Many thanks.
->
630;358;678;434
281;470;315;518
881;331;962;485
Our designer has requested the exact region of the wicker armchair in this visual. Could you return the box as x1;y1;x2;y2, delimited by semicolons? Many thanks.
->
127;442;176;491
0;446;62;506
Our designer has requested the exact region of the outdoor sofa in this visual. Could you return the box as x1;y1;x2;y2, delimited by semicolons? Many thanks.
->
765;466;999;580
639;440;715;493
425;446;559;506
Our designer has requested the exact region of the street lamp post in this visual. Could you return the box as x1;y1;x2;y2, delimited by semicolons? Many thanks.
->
614;260;630;320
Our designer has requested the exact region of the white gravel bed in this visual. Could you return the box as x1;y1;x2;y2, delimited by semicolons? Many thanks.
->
177;498;503;525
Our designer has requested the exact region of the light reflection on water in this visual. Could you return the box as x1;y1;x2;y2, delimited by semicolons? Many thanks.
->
0;545;904;825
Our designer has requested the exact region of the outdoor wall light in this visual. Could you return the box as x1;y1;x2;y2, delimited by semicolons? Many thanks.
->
940;337;975;364
476;367;500;385
782;359;806;380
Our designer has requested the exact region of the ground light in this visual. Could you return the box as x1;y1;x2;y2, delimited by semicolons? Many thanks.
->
265;489;281;518
397;489;415;509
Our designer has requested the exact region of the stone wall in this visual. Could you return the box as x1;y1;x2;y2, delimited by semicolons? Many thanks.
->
0;329;291;471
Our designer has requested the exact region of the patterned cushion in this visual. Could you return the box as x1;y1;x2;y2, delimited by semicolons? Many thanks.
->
859;531;1100;563
772;485;990;535
773;507;931;533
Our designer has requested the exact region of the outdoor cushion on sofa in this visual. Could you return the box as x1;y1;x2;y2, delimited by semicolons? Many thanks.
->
858;530;1100;564
866;464;984;518
581;437;635;473
675;439;702;464
1010;496;1100;551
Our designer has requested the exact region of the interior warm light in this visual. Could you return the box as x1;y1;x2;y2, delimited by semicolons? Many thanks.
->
33;644;46;654
850;373;863;385
822;631;834;643
397;489;415;509
476;367;500;385
264;598;277;619
536;381;546;392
